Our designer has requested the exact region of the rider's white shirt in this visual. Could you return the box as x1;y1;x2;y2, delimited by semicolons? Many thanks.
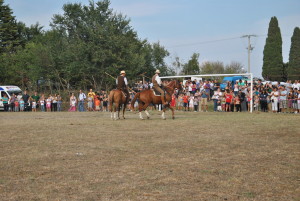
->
155;75;162;86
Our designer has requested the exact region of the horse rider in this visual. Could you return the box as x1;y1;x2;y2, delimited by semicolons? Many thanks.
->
116;70;130;103
152;69;167;106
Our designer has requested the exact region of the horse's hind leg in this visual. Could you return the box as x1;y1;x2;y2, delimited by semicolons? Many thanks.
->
115;103;120;120
142;103;150;119
122;104;126;119
109;103;113;119
138;103;145;120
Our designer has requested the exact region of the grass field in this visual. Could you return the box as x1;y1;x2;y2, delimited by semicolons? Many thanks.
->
0;111;299;201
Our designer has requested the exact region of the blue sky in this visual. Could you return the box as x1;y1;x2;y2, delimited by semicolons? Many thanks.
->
7;0;300;78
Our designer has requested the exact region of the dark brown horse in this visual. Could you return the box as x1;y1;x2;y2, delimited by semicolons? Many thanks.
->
108;89;128;120
131;80;182;120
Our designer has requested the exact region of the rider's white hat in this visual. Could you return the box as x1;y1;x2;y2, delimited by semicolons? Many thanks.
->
155;69;160;74
120;70;126;74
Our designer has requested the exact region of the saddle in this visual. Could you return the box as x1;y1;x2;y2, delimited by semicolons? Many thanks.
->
114;89;127;98
152;88;166;96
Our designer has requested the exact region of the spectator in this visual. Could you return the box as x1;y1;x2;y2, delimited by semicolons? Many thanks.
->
234;94;241;112
46;96;52;112
279;86;287;113
31;92;40;110
14;99;19;112
40;95;45;112
78;90;86;112
171;94;176;108
69;93;77;112
1;93;9;111
52;94;58;111
20;98;25;112
57;94;62;111
200;89;209;112
9;93;16;112
183;93;189;111
259;90;268;112
212;88;222;112
22;91;30;111
270;87;279;113
225;90;233;112
87;95;94;111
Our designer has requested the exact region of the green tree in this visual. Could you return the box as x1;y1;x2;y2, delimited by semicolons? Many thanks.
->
224;61;246;74
200;61;224;74
287;27;300;81
0;0;19;53
182;53;200;75
262;16;284;81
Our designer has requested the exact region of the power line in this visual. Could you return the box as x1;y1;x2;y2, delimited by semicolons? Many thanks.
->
167;36;242;48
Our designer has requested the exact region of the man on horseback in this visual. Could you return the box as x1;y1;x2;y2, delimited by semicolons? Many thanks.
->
116;70;130;103
152;69;167;106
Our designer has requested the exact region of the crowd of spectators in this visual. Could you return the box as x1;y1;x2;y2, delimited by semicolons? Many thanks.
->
168;79;300;113
0;89;110;112
1;79;300;114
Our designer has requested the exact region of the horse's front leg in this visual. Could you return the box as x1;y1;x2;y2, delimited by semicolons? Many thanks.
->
161;106;167;120
169;106;175;119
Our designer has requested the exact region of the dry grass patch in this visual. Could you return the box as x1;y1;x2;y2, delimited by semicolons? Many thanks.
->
0;111;299;200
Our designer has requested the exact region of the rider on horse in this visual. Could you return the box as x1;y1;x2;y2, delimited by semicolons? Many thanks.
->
152;69;167;106
116;70;130;103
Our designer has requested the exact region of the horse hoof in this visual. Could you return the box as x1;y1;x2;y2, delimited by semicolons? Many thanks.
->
172;117;175;120
147;116;150;119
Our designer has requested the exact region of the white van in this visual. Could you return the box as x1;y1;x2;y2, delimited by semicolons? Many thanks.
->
0;86;23;111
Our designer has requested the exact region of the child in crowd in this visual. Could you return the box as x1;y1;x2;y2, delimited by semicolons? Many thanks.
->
20;98;25;112
95;97;100;111
14;100;19;112
234;95;241;112
46;96;52;112
225;91;233;112
40;98;45;112
193;96;198;112
221;97;226;111
217;100;222;112
32;100;37;112
254;95;259;111
87;96;94;111
189;95;194;111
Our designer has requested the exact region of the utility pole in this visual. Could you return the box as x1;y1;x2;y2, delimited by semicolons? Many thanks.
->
241;35;257;73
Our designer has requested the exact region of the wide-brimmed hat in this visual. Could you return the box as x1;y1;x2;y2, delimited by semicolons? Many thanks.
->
155;69;160;74
120;70;126;74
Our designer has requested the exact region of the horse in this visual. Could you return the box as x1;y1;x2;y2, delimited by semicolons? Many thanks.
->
130;80;182;120
108;89;128;120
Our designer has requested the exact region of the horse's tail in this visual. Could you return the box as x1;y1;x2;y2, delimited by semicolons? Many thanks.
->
131;92;140;111
108;90;115;112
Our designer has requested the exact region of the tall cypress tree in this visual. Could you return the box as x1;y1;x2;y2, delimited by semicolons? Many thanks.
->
0;0;19;53
262;17;284;81
287;27;300;81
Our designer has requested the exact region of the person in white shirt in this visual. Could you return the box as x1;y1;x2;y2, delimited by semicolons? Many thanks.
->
78;90;86;112
152;69;167;105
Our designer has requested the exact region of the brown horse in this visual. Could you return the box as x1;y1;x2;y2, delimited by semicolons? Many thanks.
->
131;80;182;120
108;89;128;120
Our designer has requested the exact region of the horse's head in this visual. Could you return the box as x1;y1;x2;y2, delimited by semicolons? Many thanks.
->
175;80;182;90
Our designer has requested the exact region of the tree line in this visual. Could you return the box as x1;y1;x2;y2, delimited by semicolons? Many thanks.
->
262;16;300;81
0;0;172;92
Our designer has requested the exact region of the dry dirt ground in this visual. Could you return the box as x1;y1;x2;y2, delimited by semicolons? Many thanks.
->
0;111;299;201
